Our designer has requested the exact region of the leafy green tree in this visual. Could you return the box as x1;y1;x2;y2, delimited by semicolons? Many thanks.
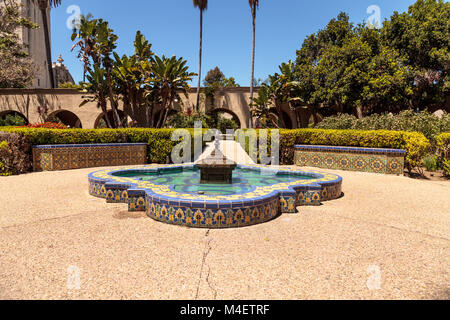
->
73;16;196;129
193;0;208;112
362;47;414;114
72;16;122;128
0;0;38;88
382;0;450;110
286;12;414;121
152;55;197;128
250;84;279;128
203;67;240;105
113;31;154;126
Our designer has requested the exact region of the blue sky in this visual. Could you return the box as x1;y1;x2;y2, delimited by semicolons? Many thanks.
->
50;0;418;86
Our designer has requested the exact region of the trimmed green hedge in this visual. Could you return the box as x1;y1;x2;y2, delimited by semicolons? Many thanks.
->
0;128;202;165
276;129;430;171
0;127;431;173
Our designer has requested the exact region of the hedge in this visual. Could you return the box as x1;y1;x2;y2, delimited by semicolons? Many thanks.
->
0;128;205;165
0;127;431;173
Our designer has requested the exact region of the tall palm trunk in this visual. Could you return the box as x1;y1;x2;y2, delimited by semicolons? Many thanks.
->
39;6;55;88
195;10;203;112
249;6;256;128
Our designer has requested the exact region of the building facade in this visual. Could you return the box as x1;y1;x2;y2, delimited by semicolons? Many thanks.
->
14;0;53;89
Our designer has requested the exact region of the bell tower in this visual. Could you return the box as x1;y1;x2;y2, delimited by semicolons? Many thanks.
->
17;0;52;88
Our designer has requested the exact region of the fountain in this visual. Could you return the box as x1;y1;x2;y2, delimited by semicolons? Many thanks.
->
196;138;237;184
88;135;343;229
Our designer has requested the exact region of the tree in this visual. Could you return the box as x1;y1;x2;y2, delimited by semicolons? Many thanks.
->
250;84;278;128
73;16;196;129
32;0;62;89
248;0;259;127
193;0;208;112
291;12;414;120
113;31;155;127
0;0;38;88
252;61;296;128
72;16;122;128
382;0;449;111
203;67;240;106
152;55;197;128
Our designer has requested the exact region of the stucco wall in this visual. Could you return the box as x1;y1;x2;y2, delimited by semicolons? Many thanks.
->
0;87;301;129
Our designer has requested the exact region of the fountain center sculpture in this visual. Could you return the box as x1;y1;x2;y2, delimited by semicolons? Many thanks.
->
196;137;237;184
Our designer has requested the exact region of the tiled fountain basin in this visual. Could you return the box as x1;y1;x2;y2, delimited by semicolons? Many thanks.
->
88;164;343;229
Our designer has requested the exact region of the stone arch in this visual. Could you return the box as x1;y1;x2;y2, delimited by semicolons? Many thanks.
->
208;108;242;129
94;110;129;129
47;110;82;128
0;110;29;125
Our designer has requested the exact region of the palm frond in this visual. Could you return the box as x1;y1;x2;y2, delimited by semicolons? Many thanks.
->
193;0;208;11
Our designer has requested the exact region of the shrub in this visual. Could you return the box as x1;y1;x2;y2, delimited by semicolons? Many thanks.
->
436;133;450;160
0;140;10;176
423;155;439;172
436;133;450;176
316;110;450;143
0;132;32;175
0;114;26;127
443;160;450;177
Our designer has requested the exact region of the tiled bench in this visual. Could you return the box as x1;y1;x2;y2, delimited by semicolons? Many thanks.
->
294;145;406;175
32;143;147;171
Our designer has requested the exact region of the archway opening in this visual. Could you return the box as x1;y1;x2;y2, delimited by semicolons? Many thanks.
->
47;110;82;128
0;110;29;126
94;110;129;129
208;108;241;132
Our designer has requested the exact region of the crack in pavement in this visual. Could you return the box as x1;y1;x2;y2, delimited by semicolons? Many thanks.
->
195;229;216;299
206;265;218;300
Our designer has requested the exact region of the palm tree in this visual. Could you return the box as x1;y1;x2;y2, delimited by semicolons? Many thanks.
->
33;0;62;89
193;0;208;112
151;55;197;128
248;0;259;128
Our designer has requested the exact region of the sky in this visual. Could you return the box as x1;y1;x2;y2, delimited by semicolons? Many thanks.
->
50;0;418;86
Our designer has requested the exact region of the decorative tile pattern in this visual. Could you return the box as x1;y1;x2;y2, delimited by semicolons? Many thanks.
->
40;153;53;171
294;145;405;175
32;143;147;172
88;164;343;229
